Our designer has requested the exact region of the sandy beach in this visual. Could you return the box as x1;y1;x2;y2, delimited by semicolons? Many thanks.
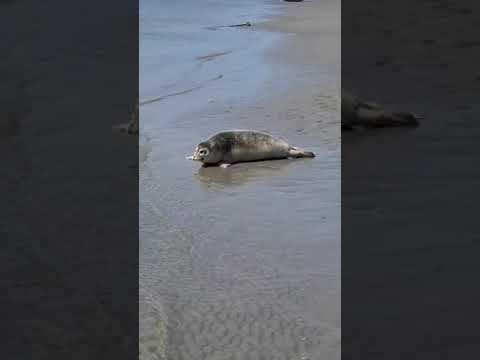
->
140;1;340;359
2;0;138;358
342;1;480;358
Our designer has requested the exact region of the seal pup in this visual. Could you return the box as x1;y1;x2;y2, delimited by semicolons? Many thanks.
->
187;130;315;168
342;90;422;129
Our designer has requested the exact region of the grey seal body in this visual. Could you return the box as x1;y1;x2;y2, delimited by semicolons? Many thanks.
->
342;90;421;129
188;130;315;167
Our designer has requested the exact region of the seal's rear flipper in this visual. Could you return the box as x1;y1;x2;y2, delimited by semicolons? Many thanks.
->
288;147;315;158
390;112;422;126
356;108;421;127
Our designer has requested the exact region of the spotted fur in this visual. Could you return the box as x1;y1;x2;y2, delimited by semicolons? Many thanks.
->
188;130;315;166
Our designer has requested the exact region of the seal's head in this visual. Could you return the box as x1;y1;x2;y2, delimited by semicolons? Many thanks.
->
187;141;222;165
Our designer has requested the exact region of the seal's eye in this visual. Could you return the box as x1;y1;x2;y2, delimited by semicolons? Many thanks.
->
199;149;208;156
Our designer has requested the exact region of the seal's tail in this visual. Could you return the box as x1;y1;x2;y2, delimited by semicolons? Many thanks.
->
288;146;315;158
356;108;422;128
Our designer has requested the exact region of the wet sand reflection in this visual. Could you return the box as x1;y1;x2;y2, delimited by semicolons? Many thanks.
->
195;158;302;187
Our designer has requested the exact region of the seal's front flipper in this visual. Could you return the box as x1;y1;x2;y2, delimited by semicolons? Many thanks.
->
220;163;231;168
288;147;315;158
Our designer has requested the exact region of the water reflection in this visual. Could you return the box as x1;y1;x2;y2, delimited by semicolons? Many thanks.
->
195;158;302;187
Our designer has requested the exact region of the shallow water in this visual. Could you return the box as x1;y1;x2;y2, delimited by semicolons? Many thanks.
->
140;0;281;116
140;1;340;359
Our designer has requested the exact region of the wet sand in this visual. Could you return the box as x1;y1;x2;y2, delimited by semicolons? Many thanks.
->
3;0;138;358
140;1;340;359
342;1;480;358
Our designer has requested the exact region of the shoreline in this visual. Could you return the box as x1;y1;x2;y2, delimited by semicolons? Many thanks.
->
140;1;340;359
